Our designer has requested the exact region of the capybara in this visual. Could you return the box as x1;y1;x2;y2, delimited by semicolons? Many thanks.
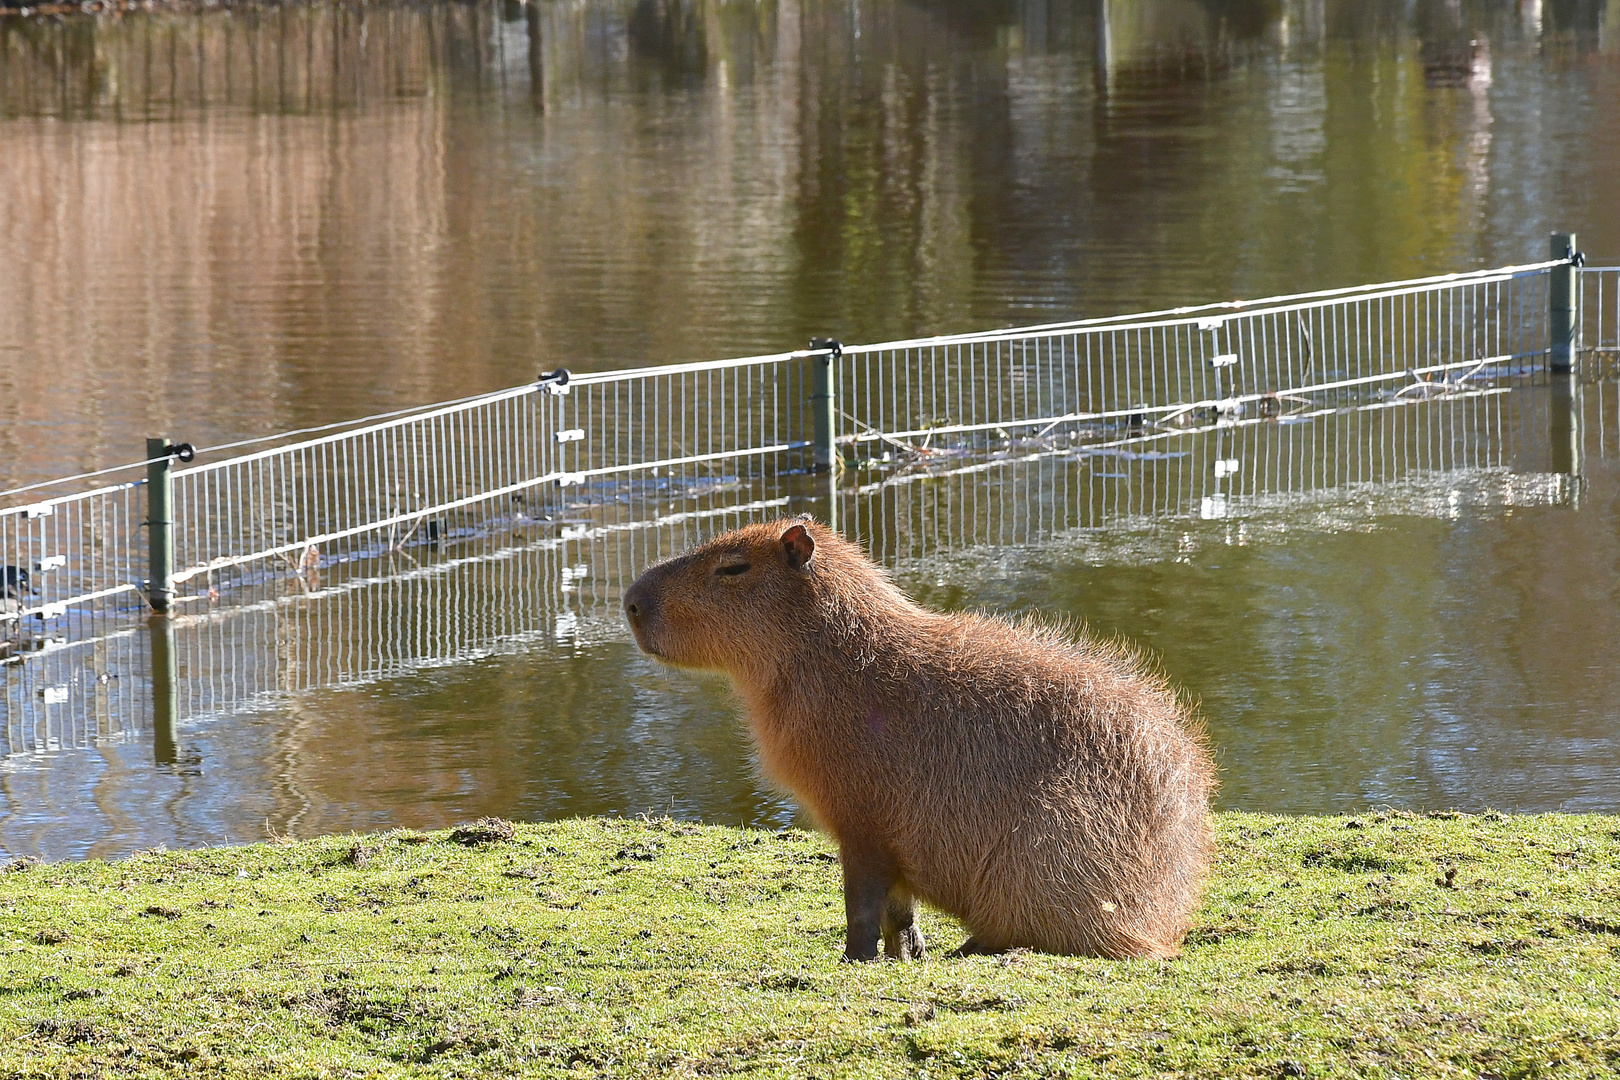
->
622;519;1215;961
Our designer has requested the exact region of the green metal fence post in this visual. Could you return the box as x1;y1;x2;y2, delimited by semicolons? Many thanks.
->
1549;232;1578;375
145;437;174;614
808;339;841;475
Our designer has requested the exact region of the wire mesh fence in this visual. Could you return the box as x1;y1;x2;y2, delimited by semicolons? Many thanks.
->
0;256;1604;756
1581;266;1620;364
837;261;1557;462
0;481;148;647
169;383;559;596
163;351;816;605
557;354;816;488
144;260;1569;623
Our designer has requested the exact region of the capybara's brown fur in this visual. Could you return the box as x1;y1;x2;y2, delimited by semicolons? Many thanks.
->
623;519;1215;961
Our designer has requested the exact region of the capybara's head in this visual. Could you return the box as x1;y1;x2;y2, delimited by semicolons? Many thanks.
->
623;518;897;679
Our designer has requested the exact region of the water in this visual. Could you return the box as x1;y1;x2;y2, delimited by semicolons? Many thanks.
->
2;0;1619;859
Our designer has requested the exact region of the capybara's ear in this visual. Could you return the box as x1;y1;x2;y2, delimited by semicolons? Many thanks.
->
781;523;816;571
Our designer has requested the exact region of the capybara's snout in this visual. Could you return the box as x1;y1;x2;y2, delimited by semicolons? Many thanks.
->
622;579;648;625
622;575;655;650
623;561;678;657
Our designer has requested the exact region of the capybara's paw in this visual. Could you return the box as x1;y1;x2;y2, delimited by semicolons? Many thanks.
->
884;925;926;961
946;937;1001;958
842;934;881;962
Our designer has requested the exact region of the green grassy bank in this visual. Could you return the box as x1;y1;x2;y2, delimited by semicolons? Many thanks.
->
0;813;1616;1078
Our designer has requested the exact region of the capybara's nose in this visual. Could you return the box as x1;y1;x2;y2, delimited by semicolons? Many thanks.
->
623;581;649;625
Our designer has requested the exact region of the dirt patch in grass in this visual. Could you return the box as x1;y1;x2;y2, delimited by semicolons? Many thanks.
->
447;818;517;846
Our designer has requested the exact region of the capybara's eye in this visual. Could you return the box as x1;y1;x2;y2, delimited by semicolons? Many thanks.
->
715;562;752;577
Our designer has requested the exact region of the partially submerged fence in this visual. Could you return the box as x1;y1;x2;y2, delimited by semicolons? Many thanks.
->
1580;263;1620;365
839;255;1552;458
0;242;1601;674
7;382;1585;758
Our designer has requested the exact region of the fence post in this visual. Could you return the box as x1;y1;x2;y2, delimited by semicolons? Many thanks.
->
808;339;841;474
1549;232;1578;374
145;437;174;614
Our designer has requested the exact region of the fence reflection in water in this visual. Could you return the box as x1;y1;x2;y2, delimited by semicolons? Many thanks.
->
852;385;1573;565
0;384;1590;760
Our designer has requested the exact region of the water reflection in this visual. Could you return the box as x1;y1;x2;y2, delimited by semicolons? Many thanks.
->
1;384;1613;859
4;0;1620;493
0;4;442;116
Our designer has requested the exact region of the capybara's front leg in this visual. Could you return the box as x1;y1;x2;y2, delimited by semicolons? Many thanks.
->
839;840;896;961
882;888;926;961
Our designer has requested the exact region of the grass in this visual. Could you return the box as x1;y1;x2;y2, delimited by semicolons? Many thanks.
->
0;812;1617;1078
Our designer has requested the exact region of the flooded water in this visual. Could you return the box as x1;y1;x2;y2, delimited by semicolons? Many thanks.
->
2;0;1619;859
